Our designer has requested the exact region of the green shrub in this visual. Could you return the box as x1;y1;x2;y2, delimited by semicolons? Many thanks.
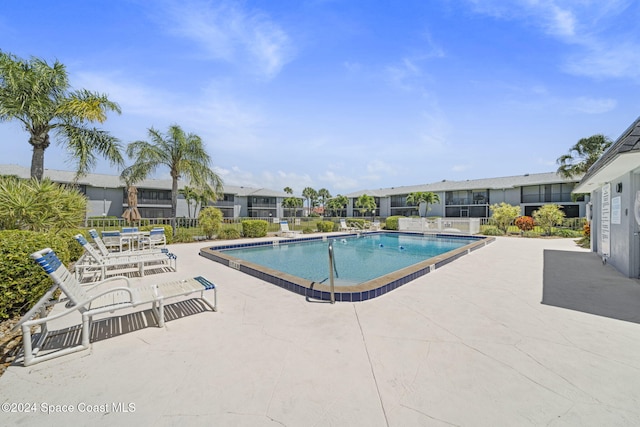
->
522;230;542;238
0;177;87;232
199;207;224;239
552;228;582;238
217;227;241;240
317;221;335;232
490;203;520;233
385;216;403;231
302;226;315;234
533;204;565;235
481;225;504;236
57;228;89;261
173;227;193;243
241;220;268;238
0;230;72;320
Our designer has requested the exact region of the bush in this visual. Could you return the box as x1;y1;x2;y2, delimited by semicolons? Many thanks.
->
241;220;268;238
217;227;241;240
317;221;335;232
385;216;403;231
552;228;582;238
0;177;87;232
0;230;72;320
302;226;315;234
199;207;224;239
522;230;542;238
514;216;535;232
173;228;193;243
533;204;565;236
57;228;89;261
481;225;504;236
490;203;520;233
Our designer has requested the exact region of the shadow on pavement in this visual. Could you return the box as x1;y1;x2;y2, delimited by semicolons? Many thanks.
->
542;250;640;324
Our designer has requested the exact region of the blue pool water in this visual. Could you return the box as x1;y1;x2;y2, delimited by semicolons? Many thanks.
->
223;233;476;286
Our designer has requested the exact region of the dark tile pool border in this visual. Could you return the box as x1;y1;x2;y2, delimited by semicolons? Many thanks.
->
199;232;495;302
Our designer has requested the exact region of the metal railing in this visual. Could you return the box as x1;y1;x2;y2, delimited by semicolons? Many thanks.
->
328;241;336;304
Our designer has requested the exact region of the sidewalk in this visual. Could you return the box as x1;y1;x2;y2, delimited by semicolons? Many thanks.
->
1;236;639;426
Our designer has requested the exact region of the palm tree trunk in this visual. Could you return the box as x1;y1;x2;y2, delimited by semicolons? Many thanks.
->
171;176;178;236
29;132;50;180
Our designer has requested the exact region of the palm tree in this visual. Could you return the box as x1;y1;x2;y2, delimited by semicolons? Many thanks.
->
282;196;303;219
283;186;293;195
557;134;613;178
0;51;123;180
123;125;223;232
302;187;318;216
355;194;377;217
326;195;348;217
406;191;440;217
318;188;331;216
179;185;198;218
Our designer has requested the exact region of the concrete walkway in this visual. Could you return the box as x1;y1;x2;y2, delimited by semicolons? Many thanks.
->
1;236;640;426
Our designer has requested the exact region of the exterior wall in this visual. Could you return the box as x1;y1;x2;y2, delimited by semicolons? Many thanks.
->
590;172;640;278
85;187;123;217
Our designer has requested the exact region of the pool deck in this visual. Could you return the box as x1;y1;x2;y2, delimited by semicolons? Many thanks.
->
2;235;640;426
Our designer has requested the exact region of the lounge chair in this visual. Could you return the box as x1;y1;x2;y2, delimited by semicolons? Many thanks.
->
339;219;357;232
88;229;164;257
13;248;217;366
101;230;123;252
370;220;381;231
279;220;302;238
74;234;177;281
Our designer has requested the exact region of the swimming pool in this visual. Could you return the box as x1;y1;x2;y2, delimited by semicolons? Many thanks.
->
200;232;494;302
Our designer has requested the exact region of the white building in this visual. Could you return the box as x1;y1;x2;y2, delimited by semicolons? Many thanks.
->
574;117;640;278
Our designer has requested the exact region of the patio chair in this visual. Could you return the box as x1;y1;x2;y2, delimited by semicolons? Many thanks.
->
13;247;217;366
279;220;301;238
139;228;167;249
74;235;177;281
339;219;357;232
370;220;381;231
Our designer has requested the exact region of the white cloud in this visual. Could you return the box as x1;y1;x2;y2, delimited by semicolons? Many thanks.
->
567;96;617;114
159;0;294;79
452;164;471;172
466;0;640;80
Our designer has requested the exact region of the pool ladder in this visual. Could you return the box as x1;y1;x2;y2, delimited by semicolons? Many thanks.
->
328;241;336;303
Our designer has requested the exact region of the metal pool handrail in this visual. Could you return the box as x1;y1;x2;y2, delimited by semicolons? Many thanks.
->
328;241;336;304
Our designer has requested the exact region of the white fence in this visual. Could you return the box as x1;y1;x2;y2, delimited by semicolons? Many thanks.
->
398;218;480;234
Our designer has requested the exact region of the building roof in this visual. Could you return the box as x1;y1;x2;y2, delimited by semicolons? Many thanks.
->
574;117;640;193
0;164;288;197
345;172;580;198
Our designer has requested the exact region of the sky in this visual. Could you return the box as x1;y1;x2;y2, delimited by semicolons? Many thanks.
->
1;0;639;196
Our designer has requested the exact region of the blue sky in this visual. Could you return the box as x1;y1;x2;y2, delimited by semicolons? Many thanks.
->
1;0;639;196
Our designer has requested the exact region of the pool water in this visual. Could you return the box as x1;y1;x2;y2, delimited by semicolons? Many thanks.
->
223;233;476;286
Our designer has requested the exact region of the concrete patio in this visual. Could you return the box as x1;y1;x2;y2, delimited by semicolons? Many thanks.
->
1;236;640;426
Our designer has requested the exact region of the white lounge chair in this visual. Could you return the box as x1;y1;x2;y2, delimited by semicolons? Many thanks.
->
74;234;177;281
88;229;164;257
279;220;301;238
14;247;217;366
339;219;357;232
101;230;123;252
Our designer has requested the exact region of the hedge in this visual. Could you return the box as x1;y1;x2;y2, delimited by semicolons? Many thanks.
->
385;216;403;231
0;230;75;320
241;220;268;238
317;221;335;232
